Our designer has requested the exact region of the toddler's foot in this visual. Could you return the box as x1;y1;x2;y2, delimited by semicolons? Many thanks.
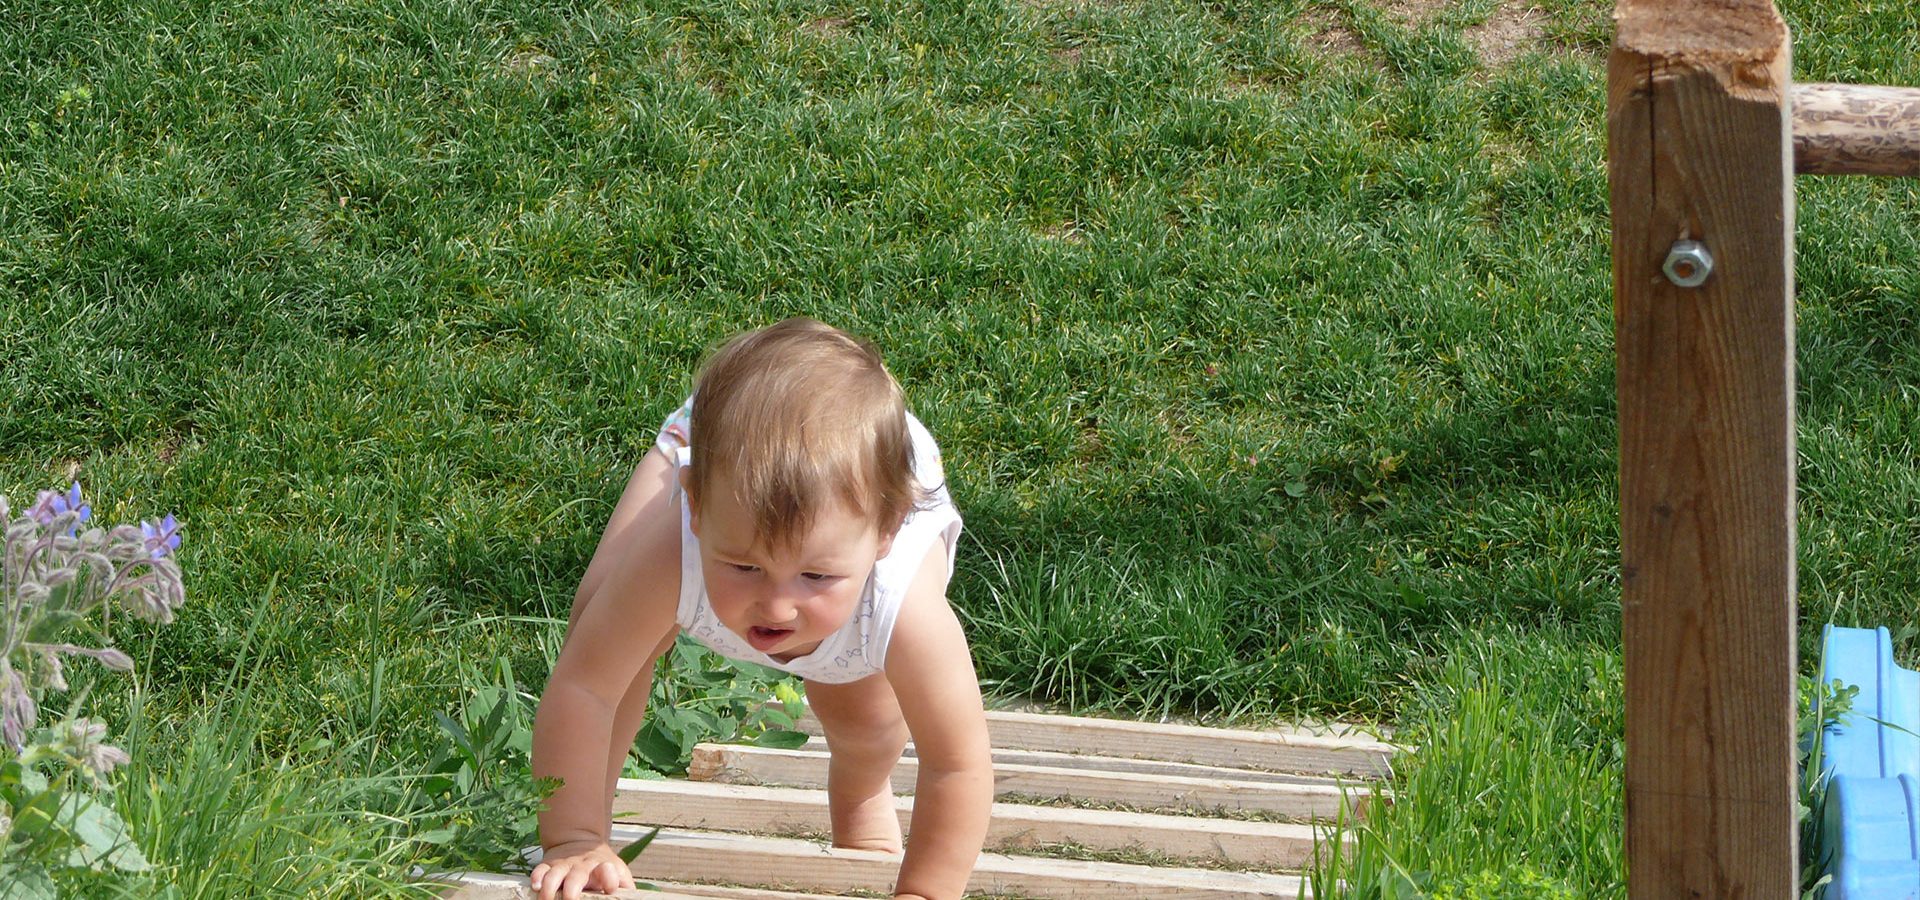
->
830;791;904;854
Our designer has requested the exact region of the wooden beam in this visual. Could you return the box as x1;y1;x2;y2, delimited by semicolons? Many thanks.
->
806;735;1339;786
1793;83;1920;176
688;743;1351;819
648;884;867;900
1610;0;1798;895
778;705;1397;777
608;826;1306;900
612;777;1329;869
429;871;838;900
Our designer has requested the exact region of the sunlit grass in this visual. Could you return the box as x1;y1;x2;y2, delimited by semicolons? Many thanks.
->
2;0;1916;893
1311;627;1623;897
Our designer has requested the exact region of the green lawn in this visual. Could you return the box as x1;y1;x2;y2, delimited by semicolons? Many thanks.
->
3;0;1917;894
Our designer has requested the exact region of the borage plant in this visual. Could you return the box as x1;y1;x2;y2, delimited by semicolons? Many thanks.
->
1;483;185;896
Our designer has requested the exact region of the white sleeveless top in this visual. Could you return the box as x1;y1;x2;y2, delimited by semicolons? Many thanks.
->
666;411;962;683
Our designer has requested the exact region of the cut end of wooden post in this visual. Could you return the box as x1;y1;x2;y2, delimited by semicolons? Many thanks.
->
1614;0;1786;56
1613;0;1790;100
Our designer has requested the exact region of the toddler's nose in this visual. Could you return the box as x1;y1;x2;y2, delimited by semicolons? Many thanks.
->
759;593;799;624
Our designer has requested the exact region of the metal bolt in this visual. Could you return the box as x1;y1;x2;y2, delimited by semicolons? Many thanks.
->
1663;240;1713;288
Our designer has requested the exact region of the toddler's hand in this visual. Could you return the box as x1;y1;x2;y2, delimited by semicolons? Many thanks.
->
530;840;634;900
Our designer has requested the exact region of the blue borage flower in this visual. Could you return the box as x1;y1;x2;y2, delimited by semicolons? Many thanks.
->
1;485;175;881
26;482;91;536
141;514;181;560
3;485;187;754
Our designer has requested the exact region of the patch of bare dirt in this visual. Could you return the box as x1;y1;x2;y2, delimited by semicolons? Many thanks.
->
1074;414;1103;461
1220;70;1297;99
1466;2;1547;68
1380;0;1449;26
1050;46;1084;66
1301;7;1364;57
664;43;697;79
799;16;853;38
663;43;727;96
1036;221;1087;244
501;50;559;77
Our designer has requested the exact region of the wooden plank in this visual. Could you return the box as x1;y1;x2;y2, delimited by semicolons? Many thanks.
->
689;744;1351;819
778;706;1396;777
602;825;1306;900
793;735;1343;787
1793;83;1920;177
647;883;848;900
1610;0;1798;895
612;777;1329;869
428;871;837;899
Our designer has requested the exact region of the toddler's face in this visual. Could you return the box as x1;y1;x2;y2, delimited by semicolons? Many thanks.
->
686;471;895;662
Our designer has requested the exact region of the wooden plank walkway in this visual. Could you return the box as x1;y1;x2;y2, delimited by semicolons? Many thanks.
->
434;709;1397;898
686;744;1351;819
612;780;1323;869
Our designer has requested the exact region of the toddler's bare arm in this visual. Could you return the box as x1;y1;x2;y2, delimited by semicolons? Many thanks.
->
569;448;677;622
884;543;993;900
530;477;682;899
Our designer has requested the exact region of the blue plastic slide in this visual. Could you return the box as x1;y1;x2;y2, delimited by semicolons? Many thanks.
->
1818;624;1920;899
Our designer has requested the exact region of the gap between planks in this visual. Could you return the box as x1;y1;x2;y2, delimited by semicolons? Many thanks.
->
775;705;1398;778
614;777;1337;870
690;743;1371;820
825;737;1339;787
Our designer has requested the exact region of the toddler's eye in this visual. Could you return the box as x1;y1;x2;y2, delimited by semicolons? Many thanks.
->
802;572;833;582
729;563;759;574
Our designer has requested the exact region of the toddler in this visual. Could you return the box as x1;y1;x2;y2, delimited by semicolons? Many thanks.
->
529;318;992;900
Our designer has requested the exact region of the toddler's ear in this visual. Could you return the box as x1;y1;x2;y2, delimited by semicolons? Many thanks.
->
875;514;906;560
679;468;700;531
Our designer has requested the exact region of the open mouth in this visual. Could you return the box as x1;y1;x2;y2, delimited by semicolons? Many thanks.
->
746;626;793;651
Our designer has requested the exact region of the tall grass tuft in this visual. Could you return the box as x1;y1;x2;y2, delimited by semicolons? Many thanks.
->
94;694;435;898
1312;627;1624;898
73;588;437;898
1797;636;1858;899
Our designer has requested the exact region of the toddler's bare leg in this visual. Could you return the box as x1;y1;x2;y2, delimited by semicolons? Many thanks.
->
804;673;910;853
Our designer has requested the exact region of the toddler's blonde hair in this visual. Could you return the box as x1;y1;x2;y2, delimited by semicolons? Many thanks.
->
686;318;920;551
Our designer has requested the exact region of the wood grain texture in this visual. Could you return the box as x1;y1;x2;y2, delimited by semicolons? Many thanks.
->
611;777;1328;868
800;735;1340;786
611;826;1306;900
1793;83;1920;176
648;883;866;900
687;744;1351;819
429;871;838;900
1610;0;1798;895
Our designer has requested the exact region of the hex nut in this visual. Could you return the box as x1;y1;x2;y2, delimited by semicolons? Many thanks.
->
1663;240;1713;288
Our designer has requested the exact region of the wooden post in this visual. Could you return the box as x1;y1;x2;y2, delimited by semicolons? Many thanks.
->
1609;0;1797;895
